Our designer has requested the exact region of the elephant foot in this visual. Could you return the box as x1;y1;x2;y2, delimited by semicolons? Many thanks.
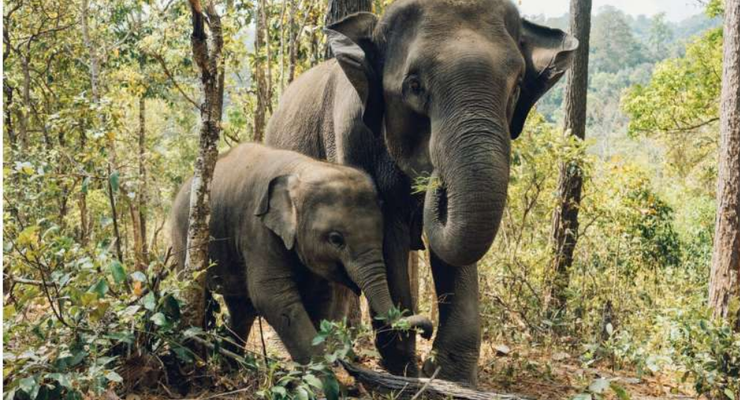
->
376;333;419;377
380;355;419;377
422;349;478;387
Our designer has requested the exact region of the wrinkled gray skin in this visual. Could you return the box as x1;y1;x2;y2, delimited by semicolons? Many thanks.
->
171;143;433;364
265;0;576;384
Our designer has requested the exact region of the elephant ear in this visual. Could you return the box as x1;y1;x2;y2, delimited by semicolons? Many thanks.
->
511;20;579;139
255;175;298;250
324;12;381;127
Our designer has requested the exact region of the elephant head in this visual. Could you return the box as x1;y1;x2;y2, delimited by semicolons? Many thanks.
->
255;170;433;338
326;0;577;266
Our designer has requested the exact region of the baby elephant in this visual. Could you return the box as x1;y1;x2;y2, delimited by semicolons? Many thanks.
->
171;143;432;364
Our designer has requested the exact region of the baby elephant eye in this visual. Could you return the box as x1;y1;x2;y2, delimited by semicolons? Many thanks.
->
328;232;345;248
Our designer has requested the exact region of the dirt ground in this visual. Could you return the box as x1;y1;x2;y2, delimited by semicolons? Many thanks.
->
116;315;697;400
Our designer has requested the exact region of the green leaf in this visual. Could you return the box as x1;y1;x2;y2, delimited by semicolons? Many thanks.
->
160;294;181;320
589;378;610;394
88;278;109;298
320;319;332;333
109;170;120;193
271;386;287;397
172;345;194;363
47;373;72;389
610;383;631;400
105;371;123;383
295;386;309;400
725;389;736;400
130;271;147;282
109;260;126;285
143;292;156;311
18;376;39;399
322;372;340;400
303;373;323;390
81;177;89;194
311;334;326;346
151;312;168;326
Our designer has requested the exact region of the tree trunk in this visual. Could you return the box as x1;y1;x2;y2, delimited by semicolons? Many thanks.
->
287;0;298;83
547;0;592;313
252;0;268;142
182;0;225;332
78;122;90;245
323;0;372;59
709;0;740;326
137;95;149;270
5;82;16;149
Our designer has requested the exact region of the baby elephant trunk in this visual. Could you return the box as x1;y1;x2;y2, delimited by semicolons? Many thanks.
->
346;250;434;339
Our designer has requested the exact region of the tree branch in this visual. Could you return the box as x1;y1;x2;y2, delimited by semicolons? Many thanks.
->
152;53;200;108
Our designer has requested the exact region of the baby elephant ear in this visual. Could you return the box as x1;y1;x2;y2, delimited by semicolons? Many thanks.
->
511;19;579;139
255;175;298;250
324;12;379;112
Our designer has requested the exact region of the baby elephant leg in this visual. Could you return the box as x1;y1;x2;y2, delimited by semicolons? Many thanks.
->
250;267;322;363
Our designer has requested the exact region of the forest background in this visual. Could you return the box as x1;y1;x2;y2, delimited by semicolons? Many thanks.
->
2;0;738;399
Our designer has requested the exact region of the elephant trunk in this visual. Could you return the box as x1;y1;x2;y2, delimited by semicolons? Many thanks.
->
345;250;434;338
345;249;395;317
423;100;511;267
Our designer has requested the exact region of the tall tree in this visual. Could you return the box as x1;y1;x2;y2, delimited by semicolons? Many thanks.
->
253;0;270;142
548;0;592;312
709;0;740;325
182;0;225;331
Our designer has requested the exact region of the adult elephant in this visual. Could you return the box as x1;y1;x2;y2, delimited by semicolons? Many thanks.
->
265;0;576;385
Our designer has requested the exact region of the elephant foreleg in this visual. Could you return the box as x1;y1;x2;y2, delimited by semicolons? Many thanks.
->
249;260;322;364
424;250;480;386
373;216;418;376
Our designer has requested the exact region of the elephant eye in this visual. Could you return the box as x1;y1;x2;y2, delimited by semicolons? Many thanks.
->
328;232;345;248
404;75;423;96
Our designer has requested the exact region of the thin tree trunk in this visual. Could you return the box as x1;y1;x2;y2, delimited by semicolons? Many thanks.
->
547;0;592;313
323;0;372;59
107;163;124;262
253;0;268;142
264;0;273;114
5;82;17;149
80;0;99;103
279;0;287;92
18;54;31;149
287;0;299;83
709;0;740;326
78;123;89;245
182;0;225;332
137;95;149;270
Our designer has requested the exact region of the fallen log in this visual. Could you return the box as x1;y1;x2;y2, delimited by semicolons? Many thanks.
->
341;362;534;400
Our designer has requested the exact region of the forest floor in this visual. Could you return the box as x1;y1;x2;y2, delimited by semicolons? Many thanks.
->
119;321;698;400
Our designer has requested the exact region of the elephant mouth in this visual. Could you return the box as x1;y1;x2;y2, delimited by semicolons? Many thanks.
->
430;176;448;226
336;264;362;296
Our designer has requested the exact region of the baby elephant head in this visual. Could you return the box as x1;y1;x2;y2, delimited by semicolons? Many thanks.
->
255;168;433;338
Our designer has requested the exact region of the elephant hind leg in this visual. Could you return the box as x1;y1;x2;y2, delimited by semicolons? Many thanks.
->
223;295;257;353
